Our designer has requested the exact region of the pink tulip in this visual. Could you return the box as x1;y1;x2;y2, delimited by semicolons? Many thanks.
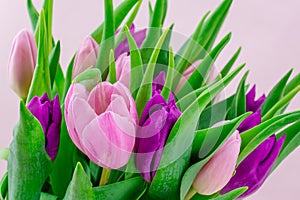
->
192;130;241;195
72;36;99;79
65;81;137;169
8;29;37;98
114;53;131;88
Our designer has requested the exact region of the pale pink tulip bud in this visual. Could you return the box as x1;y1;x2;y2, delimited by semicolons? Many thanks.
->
115;53;131;88
192;130;241;195
72;36;99;79
8;29;37;99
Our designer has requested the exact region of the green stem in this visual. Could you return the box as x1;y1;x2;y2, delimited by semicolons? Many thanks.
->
185;187;197;200
99;168;111;186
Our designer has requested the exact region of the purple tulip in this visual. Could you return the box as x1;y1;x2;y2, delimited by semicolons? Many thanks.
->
8;29;37;99
134;72;181;182
115;24;147;59
221;86;285;198
221;135;285;198
27;93;62;161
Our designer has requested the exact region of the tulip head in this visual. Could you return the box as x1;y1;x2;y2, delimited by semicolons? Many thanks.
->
72;36;99;79
114;53;131;89
134;72;181;182
246;85;266;112
27;93;62;161
192;131;241;195
8;29;37;99
221;134;285;198
65;81;137;169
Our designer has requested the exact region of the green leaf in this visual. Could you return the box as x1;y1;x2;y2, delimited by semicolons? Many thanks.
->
161;47;174;102
197;0;233;58
213;187;248;200
177;64;245;112
27;9;51;103
220;47;242;78
135;27;171;118
284;72;300;95
180;114;249;200
27;0;39;31
53;64;65;101
238;111;300;165
149;64;243;199
115;0;142;47
148;1;153;25
272;121;300;171
261;69;293;116
63;55;75;100
108;50;117;84
91;0;139;43
176;33;231;99
262;85;300;121
0;148;9;161
8;101;52;200
140;0;165;63
43;0;53;52
0;173;8;200
50;117;78;198
40;192;58;200
63;163;94;200
197;95;235;129
96;0;115;80
93;177;146;200
125;25;143;97
174;11;210;77
49;41;61;87
227;71;249;119
73;68;102;91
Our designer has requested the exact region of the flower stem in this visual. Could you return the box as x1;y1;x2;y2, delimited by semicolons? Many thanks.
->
99;168;111;186
184;187;197;200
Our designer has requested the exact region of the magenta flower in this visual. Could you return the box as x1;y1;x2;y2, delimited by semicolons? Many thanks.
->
8;29;37;99
193;130;241;195
221;85;285;198
134;72;181;182
65;82;137;169
27;94;62;161
72;36;99;79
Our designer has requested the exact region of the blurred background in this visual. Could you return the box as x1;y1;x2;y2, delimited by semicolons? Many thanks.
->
0;0;299;199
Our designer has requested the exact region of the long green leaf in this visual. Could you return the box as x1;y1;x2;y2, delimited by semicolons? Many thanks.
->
91;0;140;43
135;27;170;118
49;41;61;87
125;26;143;97
220;47;242;78
8;101;52;200
261;69;293;116
213;187;248;200
27;10;51;103
0;173;8;200
161;47;174;102
227;71;249;119
27;0;39;31
96;0;115;80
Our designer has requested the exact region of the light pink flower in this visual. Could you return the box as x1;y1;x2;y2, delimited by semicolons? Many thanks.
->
8;29;37;98
72;36;99;79
65;82;137;169
192;130;241;195
114;53;131;88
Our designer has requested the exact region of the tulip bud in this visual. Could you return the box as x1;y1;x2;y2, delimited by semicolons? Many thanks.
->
134;72;181;182
65;81;137;169
192;131;241;195
114;53;131;89
221;135;285;199
27;93;62;161
8;29;37;99
246;85;266;112
72;36;99;79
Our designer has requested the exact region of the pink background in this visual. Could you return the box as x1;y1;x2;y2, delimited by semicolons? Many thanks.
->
0;0;299;199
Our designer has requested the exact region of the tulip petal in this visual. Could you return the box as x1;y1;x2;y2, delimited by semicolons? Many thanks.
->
81;112;135;169
237;110;262;133
115;54;131;88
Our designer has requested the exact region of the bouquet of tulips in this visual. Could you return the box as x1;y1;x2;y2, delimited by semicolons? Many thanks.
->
1;0;300;199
